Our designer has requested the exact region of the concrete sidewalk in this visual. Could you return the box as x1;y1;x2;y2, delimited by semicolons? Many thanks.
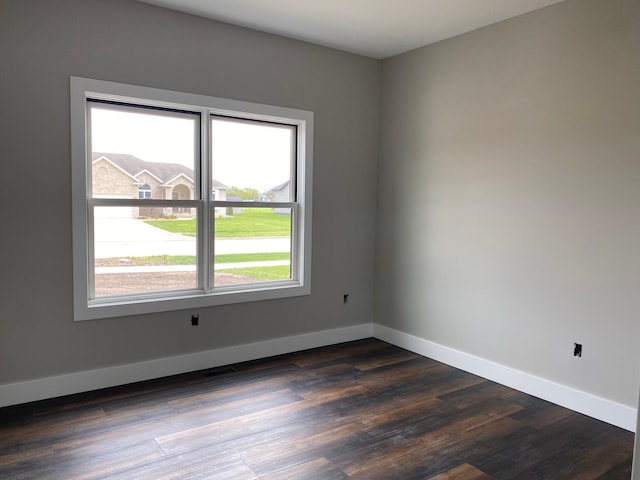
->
95;260;290;274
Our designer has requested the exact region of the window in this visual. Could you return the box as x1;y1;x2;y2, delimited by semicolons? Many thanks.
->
138;183;151;199
71;77;313;320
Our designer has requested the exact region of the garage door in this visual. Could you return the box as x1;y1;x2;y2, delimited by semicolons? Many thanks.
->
93;196;133;219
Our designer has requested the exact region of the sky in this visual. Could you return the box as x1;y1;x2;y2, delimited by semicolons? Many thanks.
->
90;106;292;192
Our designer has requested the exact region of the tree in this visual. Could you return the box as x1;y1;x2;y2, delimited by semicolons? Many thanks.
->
226;186;260;201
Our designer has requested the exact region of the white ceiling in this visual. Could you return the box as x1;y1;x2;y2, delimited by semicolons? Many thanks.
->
137;0;566;59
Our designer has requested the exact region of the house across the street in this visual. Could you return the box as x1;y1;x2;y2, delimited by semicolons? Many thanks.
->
92;152;228;218
269;180;290;214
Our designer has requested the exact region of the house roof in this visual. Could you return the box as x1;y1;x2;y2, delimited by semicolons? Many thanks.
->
93;153;228;189
270;180;290;192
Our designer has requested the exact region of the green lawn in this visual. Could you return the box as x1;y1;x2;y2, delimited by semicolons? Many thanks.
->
217;265;291;281
216;252;289;264
144;208;290;238
102;210;291;278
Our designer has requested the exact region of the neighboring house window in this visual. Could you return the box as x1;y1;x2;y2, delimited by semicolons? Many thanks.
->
70;77;313;321
138;183;151;199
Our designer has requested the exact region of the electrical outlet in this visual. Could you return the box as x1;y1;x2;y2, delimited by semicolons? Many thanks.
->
574;343;582;358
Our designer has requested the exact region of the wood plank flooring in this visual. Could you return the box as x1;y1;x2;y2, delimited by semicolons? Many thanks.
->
0;339;634;479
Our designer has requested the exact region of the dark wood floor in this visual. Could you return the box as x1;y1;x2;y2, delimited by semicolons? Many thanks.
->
0;339;634;479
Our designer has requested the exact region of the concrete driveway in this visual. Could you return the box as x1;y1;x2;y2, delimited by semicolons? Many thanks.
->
94;218;290;258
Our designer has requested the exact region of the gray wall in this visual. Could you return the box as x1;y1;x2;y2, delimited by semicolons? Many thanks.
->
1;0;638;417
0;0;380;384
377;0;640;407
635;387;640;478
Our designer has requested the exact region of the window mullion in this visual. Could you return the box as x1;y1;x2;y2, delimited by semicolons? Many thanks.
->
200;110;211;293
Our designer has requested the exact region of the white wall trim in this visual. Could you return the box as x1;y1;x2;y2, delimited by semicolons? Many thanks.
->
0;323;373;408
373;324;637;432
2;322;635;433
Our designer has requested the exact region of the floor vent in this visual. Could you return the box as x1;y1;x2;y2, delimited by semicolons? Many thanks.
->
202;367;236;377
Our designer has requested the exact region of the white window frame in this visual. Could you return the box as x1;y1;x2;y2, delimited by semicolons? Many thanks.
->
138;183;152;199
70;77;313;321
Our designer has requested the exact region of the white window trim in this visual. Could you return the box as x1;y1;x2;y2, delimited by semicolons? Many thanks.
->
70;76;313;321
138;184;152;199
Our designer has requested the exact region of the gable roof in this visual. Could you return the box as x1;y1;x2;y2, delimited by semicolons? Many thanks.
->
270;180;290;192
93;152;193;184
93;153;228;189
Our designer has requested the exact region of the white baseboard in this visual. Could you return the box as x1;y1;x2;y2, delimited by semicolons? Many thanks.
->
0;323;373;409
1;322;635;433
373;324;637;432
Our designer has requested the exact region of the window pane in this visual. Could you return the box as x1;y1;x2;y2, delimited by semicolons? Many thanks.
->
211;117;294;202
213;207;292;287
90;103;199;209
93;207;197;298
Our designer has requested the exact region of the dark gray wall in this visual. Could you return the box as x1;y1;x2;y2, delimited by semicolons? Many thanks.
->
0;0;380;383
377;0;640;407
